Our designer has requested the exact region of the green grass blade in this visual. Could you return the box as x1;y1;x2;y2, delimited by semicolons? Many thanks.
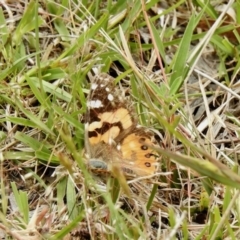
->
13;1;44;45
169;14;195;94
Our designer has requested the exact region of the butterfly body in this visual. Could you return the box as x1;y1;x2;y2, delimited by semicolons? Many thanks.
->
85;73;158;177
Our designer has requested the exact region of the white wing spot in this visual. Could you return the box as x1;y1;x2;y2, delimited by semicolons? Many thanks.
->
105;87;110;92
108;94;114;101
108;137;114;145
91;83;98;90
117;144;121;150
87;100;103;108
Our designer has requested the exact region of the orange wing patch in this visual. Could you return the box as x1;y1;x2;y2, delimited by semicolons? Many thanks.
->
120;132;158;176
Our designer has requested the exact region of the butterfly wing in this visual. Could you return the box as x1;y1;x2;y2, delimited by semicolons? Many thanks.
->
85;73;158;176
120;130;158;176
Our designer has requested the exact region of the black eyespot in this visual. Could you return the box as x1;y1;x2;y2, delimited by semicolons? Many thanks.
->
145;162;151;167
141;145;148;150
145;153;151;158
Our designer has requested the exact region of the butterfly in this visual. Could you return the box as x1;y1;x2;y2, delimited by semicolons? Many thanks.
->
84;73;159;177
